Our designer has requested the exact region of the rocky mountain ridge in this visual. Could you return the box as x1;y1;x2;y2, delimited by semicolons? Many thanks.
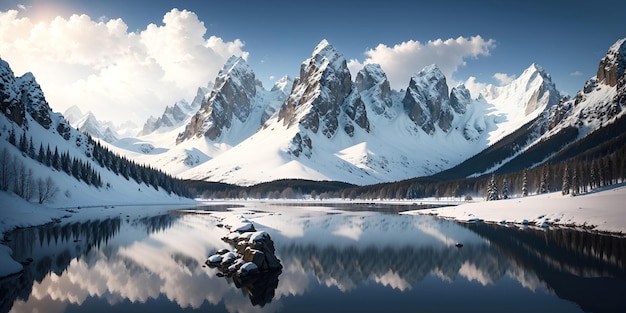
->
77;37;625;186
168;39;561;185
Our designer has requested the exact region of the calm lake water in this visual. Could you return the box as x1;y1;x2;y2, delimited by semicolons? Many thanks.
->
1;203;625;313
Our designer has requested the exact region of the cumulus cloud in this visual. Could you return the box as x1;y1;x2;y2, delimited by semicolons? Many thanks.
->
463;76;489;99
493;72;516;85
347;36;495;90
0;9;248;125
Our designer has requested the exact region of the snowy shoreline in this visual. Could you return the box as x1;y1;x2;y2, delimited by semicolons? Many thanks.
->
403;183;626;236
0;191;197;279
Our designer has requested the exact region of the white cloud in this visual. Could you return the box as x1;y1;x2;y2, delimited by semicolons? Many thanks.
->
17;4;27;11
493;72;516;85
347;36;495;90
463;76;489;99
0;9;247;125
570;70;583;76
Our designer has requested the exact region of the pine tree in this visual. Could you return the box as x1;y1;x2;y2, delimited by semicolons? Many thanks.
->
502;178;509;199
522;169;528;197
539;164;550;194
543;164;551;192
52;147;60;170
45;145;52;167
28;137;35;159
562;163;571;195
18;130;27;152
571;167;579;196
37;143;44;163
8;129;16;146
487;174;499;201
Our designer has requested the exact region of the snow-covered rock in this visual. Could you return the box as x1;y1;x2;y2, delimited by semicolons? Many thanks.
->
177;56;258;142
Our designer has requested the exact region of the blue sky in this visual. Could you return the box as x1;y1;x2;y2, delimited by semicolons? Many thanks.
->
1;0;625;124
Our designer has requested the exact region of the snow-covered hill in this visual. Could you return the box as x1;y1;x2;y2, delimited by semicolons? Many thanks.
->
0;57;192;211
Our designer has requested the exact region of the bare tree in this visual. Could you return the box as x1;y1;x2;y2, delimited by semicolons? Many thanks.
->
37;176;58;204
0;147;11;191
12;155;26;198
24;168;34;201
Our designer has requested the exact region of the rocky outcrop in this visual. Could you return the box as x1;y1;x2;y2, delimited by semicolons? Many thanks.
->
402;64;454;134
1;58;56;131
449;84;471;115
177;56;257;142
355;64;393;117
279;40;354;138
206;215;282;276
261;75;293;125
17;73;52;129
139;99;197;136
278;40;371;157
597;38;626;88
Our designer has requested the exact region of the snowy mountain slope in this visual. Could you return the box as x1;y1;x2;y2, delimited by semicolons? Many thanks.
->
434;37;626;179
177;40;561;186
0;57;191;208
94;60;293;177
63;105;140;142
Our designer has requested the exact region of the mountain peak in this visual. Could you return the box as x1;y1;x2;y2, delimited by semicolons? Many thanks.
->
313;39;332;55
597;37;626;87
403;64;451;134
270;75;293;93
177;55;257;142
308;39;345;72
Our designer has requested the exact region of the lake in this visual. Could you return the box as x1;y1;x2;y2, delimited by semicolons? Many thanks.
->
1;202;625;313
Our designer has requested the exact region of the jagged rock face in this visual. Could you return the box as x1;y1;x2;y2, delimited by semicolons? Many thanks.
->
288;133;312;158
17;73;52;129
449;84;471;115
1;59;26;127
0;59;54;129
355;64;393;117
279;40;354;138
597;38;626;88
177;56;256;142
261;76;293;125
402;65;453;134
278;40;370;158
139;99;196;136
342;91;370;136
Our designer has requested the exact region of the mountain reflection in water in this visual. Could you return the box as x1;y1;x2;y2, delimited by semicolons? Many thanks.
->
1;205;625;313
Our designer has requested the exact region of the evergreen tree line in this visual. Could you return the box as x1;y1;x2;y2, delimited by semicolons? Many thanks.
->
85;134;190;197
190;140;626;201
4;127;191;199
8;128;103;188
344;143;626;201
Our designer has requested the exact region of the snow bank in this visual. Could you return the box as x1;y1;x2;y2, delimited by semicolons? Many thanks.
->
403;184;626;235
0;244;22;278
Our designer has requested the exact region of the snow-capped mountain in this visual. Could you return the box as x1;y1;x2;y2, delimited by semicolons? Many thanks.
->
175;39;560;185
63;105;140;142
75;38;625;187
138;84;211;136
93;57;293;177
436;37;626;179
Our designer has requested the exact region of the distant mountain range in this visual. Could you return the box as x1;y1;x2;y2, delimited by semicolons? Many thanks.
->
11;37;626;188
